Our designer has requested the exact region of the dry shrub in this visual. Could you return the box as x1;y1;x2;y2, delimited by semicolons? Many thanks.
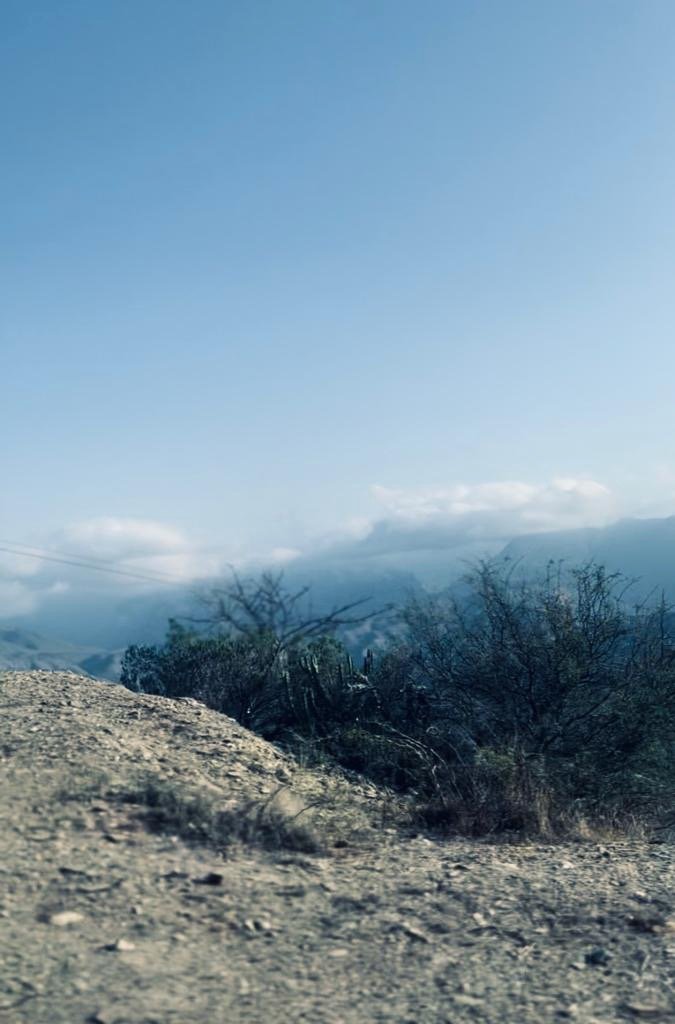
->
117;776;323;853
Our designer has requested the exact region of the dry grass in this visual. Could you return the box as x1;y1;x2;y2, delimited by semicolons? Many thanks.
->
57;772;325;854
116;776;325;854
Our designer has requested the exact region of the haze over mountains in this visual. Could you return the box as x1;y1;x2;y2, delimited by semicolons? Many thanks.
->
501;515;675;599
3;514;675;680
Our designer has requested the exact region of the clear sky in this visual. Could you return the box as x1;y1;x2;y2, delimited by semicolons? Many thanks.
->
4;0;675;575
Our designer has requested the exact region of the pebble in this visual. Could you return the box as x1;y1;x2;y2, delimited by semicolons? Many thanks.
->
622;1003;671;1019
451;993;484;1006
49;911;84;927
192;872;223;886
105;938;136;952
585;947;612;966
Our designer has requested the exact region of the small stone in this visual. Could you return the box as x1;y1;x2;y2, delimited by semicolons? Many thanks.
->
89;1009;116;1024
629;913;667;933
49;911;84;927
192;872;223;886
244;918;273;933
585;947;611;966
397;923;429;943
105;938;135;952
452;994;484;1007
622;1004;671;1019
278;884;307;898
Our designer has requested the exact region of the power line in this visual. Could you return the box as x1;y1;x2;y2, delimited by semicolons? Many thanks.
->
0;542;196;587
0;538;189;583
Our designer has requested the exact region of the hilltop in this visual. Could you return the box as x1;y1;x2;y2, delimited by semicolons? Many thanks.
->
1;671;674;1023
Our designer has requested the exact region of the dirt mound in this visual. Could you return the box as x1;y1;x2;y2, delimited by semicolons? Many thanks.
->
1;670;674;1023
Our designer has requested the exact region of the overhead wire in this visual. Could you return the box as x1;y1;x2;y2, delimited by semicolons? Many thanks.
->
0;541;196;587
0;538;184;579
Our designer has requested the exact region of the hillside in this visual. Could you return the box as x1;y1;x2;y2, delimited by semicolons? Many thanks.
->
1;671;674;1023
0;627;122;680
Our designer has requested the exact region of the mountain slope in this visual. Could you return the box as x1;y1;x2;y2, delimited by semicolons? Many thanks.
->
499;515;675;599
0;626;122;679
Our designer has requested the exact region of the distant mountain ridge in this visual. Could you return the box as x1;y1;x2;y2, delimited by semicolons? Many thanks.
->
500;515;675;600
5;515;675;677
0;626;122;681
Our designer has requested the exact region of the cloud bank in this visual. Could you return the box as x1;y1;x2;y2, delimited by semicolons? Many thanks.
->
0;517;219;618
0;479;619;617
308;478;616;568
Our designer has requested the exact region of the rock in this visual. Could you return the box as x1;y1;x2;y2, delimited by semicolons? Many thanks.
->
452;994;484;1007
621;1003;673;1019
89;1009;118;1024
629;912;668;933
390;922;429;943
585;947;611;966
104;938;136;952
243;918;273;934
192;872;223;886
49;911;84;927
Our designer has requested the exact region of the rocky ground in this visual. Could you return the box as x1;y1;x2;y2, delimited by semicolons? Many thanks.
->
1;670;674;1024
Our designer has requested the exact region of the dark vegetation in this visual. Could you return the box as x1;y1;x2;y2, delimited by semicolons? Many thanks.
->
120;563;675;837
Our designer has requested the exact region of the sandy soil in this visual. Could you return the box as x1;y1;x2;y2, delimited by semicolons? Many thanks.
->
1;670;674;1024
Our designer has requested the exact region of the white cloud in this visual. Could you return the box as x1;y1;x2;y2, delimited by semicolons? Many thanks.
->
47;517;223;583
56;517;188;561
269;547;302;565
0;483;621;621
0;517;223;623
369;477;615;537
0;549;42;579
298;477;617;573
0;580;40;617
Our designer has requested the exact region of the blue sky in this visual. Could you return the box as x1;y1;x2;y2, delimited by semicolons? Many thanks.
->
4;0;675;585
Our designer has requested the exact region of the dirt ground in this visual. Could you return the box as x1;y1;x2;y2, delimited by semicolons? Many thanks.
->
1;670;674;1024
